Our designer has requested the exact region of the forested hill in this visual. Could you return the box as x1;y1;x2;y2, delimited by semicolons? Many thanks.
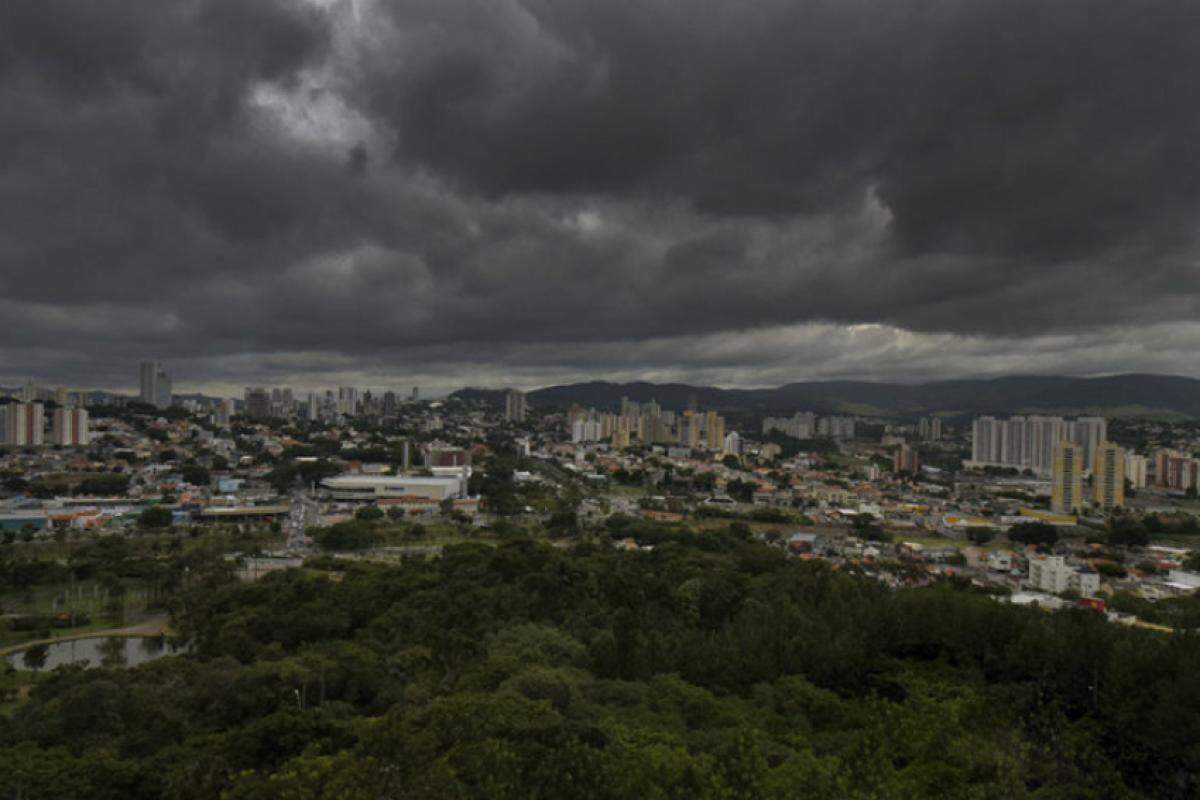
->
4;532;1200;798
456;374;1200;417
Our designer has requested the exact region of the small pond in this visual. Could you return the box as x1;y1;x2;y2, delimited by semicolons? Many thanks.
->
5;636;188;671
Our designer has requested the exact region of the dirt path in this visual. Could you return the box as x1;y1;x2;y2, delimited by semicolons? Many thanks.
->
0;613;173;657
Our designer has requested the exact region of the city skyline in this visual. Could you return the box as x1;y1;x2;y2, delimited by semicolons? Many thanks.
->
4;2;1200;391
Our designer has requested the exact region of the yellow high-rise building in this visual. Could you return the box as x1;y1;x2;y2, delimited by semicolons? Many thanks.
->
1051;441;1084;514
1092;441;1125;510
680;411;700;448
705;410;725;451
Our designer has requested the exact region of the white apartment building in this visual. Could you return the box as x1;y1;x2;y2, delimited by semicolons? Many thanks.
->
1;402;44;446
1028;555;1100;597
971;415;1107;477
51;407;89;446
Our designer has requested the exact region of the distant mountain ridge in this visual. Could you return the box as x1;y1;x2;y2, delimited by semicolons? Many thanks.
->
454;374;1200;418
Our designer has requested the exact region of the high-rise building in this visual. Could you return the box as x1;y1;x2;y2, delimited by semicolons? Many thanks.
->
1051;441;1084;514
244;387;271;418
971;415;1105;477
505;389;527;423
679;411;700;448
763;412;816;439
140;361;157;406
51;407;89;446
269;387;294;418
139;361;173;409
1153;449;1199;491
1092;441;1125;511
704;410;726;451
894;443;920;474
1;403;45;446
1125;452;1148;489
1068;417;1107;475
338;387;358;416
971;416;1000;464
214;398;234;426
411;386;419;402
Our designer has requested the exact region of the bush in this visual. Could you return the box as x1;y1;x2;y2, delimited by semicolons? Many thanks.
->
1008;522;1058;548
138;505;173;530
355;505;384;522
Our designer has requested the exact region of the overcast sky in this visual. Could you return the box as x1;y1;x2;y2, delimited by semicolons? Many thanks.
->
3;0;1200;396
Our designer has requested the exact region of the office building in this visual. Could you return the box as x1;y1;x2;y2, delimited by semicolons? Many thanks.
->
505;389;527;423
50;407;89;446
1051;441;1084;514
1;403;44;446
1092;441;1125;511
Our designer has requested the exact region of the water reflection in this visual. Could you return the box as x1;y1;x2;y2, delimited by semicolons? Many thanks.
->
6;636;187;671
98;636;127;669
22;643;49;672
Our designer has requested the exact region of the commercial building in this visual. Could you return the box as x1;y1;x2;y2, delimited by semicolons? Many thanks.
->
1;402;44;446
50;407;89;446
423;444;470;468
321;474;465;502
1092;441;1125;511
1051;441;1084;514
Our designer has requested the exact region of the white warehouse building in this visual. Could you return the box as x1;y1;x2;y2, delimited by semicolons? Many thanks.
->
321;474;466;502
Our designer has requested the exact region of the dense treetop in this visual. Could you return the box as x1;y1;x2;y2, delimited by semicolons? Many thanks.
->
3;531;1199;798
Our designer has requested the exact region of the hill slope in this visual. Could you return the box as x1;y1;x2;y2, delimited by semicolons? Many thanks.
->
456;374;1200;417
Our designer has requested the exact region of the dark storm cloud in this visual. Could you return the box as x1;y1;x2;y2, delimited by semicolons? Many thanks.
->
2;0;1200;390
